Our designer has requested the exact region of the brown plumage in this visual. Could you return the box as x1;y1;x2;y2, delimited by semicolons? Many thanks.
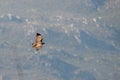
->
32;33;45;51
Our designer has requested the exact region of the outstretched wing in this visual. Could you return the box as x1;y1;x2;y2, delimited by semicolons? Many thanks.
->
32;43;36;48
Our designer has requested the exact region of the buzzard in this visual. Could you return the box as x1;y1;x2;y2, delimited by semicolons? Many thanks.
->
32;33;45;51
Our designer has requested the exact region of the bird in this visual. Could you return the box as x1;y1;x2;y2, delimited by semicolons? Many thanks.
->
32;33;45;51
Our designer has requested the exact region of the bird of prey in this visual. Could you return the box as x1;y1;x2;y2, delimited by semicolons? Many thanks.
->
32;33;45;51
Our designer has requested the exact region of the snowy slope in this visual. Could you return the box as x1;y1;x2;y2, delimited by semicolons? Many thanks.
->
0;0;120;80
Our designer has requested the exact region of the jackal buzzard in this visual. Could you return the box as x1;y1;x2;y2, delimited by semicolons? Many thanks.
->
32;33;45;51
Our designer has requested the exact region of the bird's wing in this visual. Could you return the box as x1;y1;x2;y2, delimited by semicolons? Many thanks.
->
32;43;36;48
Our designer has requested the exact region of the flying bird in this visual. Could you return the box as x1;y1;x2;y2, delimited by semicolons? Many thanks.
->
32;33;45;51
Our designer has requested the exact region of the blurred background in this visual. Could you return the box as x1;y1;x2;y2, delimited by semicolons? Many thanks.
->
0;0;120;80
